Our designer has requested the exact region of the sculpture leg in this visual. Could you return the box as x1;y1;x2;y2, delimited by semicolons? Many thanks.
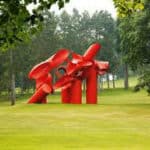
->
41;96;47;104
70;79;82;104
61;87;71;103
86;67;97;104
27;84;51;104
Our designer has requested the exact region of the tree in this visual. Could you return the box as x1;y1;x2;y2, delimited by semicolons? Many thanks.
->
129;0;150;93
0;0;69;105
13;11;60;93
0;51;10;96
117;17;132;89
90;11;118;88
58;9;84;53
117;0;150;93
0;0;69;51
113;0;144;17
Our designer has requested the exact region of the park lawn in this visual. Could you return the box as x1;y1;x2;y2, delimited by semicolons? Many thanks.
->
0;88;150;150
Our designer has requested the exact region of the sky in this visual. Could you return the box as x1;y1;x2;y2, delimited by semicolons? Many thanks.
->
50;0;117;18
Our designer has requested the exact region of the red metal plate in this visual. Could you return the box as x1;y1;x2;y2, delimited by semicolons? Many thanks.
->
94;60;109;71
28;61;50;79
53;75;74;90
83;43;101;61
46;49;70;68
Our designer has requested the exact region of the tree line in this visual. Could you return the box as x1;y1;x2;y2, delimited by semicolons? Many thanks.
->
0;9;121;98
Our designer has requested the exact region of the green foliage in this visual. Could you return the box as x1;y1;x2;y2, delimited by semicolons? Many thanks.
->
0;0;69;51
58;9;85;53
113;0;144;17
118;0;150;93
0;51;10;93
134;65;150;94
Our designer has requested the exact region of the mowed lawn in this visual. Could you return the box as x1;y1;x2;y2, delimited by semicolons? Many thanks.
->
0;88;150;150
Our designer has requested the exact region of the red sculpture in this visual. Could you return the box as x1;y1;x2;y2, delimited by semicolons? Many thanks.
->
27;43;109;104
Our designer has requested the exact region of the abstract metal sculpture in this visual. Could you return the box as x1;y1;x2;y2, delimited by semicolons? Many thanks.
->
27;43;109;104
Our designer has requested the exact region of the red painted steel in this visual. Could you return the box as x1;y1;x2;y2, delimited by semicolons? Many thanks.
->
35;74;52;90
28;61;50;80
61;87;71;103
86;66;98;104
27;84;52;103
83;43;101;61
27;49;70;104
70;79;82;104
27;43;109;104
46;49;70;69
28;74;52;103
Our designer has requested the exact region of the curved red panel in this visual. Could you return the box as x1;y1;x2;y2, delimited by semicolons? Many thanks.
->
53;75;74;90
71;53;83;64
27;84;52;104
97;70;107;75
94;60;109;72
83;43;101;61
36;74;52;90
62;82;72;90
46;49;70;69
28;61;50;79
66;61;92;76
66;62;76;75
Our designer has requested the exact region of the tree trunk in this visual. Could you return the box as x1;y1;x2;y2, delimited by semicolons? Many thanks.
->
106;74;110;89
112;73;115;88
10;49;16;105
98;76;103;90
124;63;129;89
101;78;103;90
98;76;100;91
20;72;24;95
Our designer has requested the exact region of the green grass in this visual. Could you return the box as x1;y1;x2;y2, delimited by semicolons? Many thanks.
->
0;88;150;150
